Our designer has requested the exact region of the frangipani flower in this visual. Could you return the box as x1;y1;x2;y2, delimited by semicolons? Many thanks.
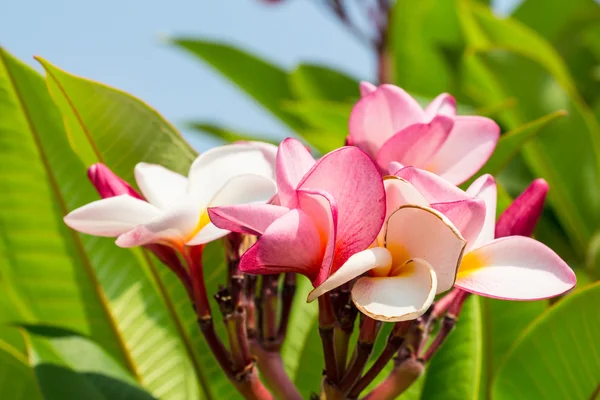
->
64;143;278;249
349;82;500;185
209;138;386;287
306;176;483;322
393;166;576;299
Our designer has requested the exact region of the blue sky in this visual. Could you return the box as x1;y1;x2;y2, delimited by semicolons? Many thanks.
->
1;0;520;151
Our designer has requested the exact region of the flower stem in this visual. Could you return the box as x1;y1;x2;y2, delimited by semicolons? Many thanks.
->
250;340;302;400
261;274;281;349
338;317;381;393
278;272;297;344
319;293;339;384
362;355;424;400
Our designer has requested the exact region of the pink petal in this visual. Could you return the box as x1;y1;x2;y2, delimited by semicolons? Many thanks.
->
238;209;325;280
455;236;576;300
466;174;497;249
427;116;500;185
394;166;471;203
385;205;466;293
432;199;486;251
275;138;316;207
307;247;393;302
352;258;437;322
348;84;426;159
208;204;289;236
424;93;456;120
375;116;454;171
496;179;549;238
359;81;377;97
87;163;142;199
299;146;386;275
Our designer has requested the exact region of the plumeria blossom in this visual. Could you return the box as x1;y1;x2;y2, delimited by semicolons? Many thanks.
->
64;143;278;249
306;176;486;322
348;82;500;185
392;165;576;300
209;138;386;287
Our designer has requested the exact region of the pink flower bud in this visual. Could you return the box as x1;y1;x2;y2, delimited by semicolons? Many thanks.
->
87;163;142;199
495;179;549;238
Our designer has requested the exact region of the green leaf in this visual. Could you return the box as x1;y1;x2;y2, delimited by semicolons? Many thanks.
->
0;48;222;399
493;282;600;399
188;122;280;145
172;39;307;132
0;329;41;400
289;64;359;102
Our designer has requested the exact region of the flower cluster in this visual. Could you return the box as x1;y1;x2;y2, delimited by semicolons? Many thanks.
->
65;83;576;324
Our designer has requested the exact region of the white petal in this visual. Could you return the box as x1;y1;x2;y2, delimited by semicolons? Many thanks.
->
134;163;187;209
385;205;465;293
307;247;392;303
186;223;230;246
208;174;277;207
466;174;497;250
64;195;159;237
187;143;276;205
352;258;437;322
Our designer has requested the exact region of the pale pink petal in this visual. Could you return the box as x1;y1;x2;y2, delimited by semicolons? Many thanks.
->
208;174;277;207
208;204;289;236
64;195;160;237
455;236;576;300
388;161;404;175
424;93;456;120
187;143;276;205
395;166;471;203
307;247;393;302
496;179;549;238
385;205;465;293
239;209;325;280
432;199;486;252
359;81;377;97
134;163;187;209
348;84;426;158
427;116;500;185
275;138;316;207
299;146;386;275
352;258;437;322
375;116;454;171
466;174;497;249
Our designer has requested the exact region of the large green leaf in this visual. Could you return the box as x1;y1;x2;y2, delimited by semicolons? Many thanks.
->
493;282;600;399
172;39;307;133
288;64;359;102
0;329;41;400
0;48;229;399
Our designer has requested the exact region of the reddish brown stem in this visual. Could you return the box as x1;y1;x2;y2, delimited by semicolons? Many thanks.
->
250;340;302;400
278;273;296;343
319;294;339;384
261;274;280;349
338;317;381;393
362;356;424;400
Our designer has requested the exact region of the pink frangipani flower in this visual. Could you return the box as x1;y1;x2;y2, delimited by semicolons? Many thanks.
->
349;82;500;185
64;143;278;250
306;176;485;321
209;138;386;287
393;166;576;300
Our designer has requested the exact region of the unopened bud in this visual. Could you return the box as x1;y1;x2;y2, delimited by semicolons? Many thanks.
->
496;178;549;238
87;163;142;199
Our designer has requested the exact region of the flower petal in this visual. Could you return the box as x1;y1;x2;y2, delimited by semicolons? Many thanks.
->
376;116;454;171
134;163;188;209
427;116;500;185
299;146;386;274
351;258;437;322
424;93;456;120
432;198;486;252
455;236;576;300
208;204;289;236
239;209;325;280
88;163;142;199
348;84;426;158
209;174;277;207
466;174;497;249
385;205;465;293
307;247;393;303
359;81;377;97
186;223;230;246
187;143;276;205
276;138;316;207
496;178;548;238
394;166;471;203
64;195;160;237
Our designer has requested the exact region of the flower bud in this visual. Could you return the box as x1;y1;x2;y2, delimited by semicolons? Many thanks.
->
495;179;549;238
87;163;142;199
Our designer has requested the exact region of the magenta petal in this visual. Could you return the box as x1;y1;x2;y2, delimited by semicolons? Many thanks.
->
395;166;471;204
299;146;386;274
359;81;377;97
432;199;486;249
424;93;456;120
496;179;549;238
348;84;426;159
88;163;142;200
428;116;500;185
208;203;289;236
276;138;316;207
376;116;454;171
239;209;325;280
